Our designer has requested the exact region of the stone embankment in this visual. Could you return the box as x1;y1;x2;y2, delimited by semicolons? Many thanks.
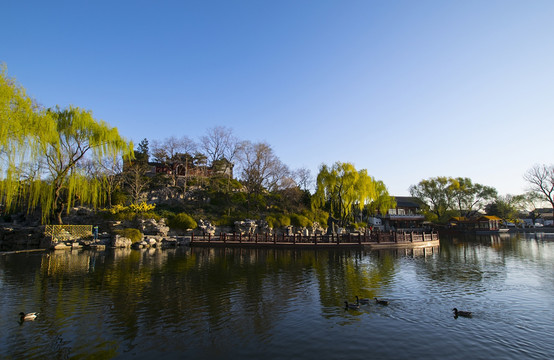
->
1;216;191;252
0;225;45;251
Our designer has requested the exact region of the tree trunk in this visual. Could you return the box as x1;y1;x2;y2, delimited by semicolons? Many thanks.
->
52;181;64;224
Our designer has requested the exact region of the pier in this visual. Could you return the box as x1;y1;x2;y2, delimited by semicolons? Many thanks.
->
190;231;440;249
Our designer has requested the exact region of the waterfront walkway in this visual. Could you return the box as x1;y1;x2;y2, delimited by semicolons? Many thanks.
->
190;231;440;249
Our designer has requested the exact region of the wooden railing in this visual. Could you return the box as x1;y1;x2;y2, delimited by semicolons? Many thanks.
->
190;231;439;247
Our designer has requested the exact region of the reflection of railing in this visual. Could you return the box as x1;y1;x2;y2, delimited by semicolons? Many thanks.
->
384;214;425;219
190;231;439;247
44;225;92;243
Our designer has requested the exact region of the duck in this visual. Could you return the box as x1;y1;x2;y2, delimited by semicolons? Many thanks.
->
374;297;389;305
19;312;38;322
452;308;472;318
356;295;370;305
344;301;360;310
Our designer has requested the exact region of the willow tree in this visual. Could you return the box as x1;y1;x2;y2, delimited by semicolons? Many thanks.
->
0;65;57;213
313;162;386;226
365;180;397;216
39;106;133;224
1;66;133;223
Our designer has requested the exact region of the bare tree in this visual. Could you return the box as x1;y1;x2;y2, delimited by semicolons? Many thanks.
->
80;155;123;208
97;155;123;208
292;167;313;192
524;164;554;218
237;141;290;213
123;161;150;204
200;126;238;165
201;126;240;193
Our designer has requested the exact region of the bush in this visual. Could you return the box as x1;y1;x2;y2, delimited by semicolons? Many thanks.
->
277;214;291;227
352;222;367;230
168;213;197;230
265;215;276;229
265;214;291;228
115;228;143;243
157;209;176;220
314;210;329;227
290;213;313;228
214;215;236;227
111;191;127;206
136;211;161;221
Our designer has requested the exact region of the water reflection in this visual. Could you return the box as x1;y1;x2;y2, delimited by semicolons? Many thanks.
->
1;234;553;359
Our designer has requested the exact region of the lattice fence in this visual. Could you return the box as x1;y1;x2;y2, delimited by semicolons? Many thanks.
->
44;225;93;242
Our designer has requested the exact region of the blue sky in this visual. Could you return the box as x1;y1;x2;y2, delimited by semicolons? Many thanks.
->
2;0;553;196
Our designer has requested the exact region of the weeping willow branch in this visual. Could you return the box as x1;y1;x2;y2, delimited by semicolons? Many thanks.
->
1;65;133;224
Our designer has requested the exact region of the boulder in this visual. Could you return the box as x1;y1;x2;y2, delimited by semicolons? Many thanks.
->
53;242;70;250
112;235;132;248
139;218;170;236
198;219;216;235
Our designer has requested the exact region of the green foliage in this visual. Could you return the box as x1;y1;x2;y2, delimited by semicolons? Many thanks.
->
352;222;367;230
290;213;313;228
111;190;127;206
485;194;525;222
312;209;328;227
278;214;291;227
410;176;498;223
168;213;197;230
365;181;396;215
213;215;237;227
265;215;276;229
115;228;143;243
136;211;161;221
266;214;291;229
313;162;387;226
409;177;458;223
0;68;133;224
157;209;176;220
452;177;497;216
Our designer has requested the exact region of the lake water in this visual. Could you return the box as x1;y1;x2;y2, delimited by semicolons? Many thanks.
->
1;233;553;359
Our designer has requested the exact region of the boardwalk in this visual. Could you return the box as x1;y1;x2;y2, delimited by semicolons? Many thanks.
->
190;231;440;249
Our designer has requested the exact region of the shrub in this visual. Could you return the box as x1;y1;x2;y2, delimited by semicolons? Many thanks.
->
129;202;156;213
136;211;161;221
168;213;197;230
157;210;176;220
111;191;127;206
290;214;313;228
277;214;291;227
214;215;236;227
352;222;367;230
314;210;329;227
115;228;143;243
265;215;276;229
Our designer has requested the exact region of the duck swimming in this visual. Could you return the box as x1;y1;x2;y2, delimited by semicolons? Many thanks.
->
344;301;360;310
374;297;389;305
19;312;38;322
356;296;370;305
452;308;472;318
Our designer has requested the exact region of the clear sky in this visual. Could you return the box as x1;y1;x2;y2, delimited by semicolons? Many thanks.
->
2;0;553;196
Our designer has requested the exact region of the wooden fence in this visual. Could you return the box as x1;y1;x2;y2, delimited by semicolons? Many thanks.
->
190;231;439;247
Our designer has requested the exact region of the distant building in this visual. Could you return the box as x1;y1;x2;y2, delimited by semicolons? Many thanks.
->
381;196;426;231
449;215;504;233
148;159;233;179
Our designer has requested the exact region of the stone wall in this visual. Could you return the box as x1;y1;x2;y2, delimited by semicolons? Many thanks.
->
0;225;45;251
